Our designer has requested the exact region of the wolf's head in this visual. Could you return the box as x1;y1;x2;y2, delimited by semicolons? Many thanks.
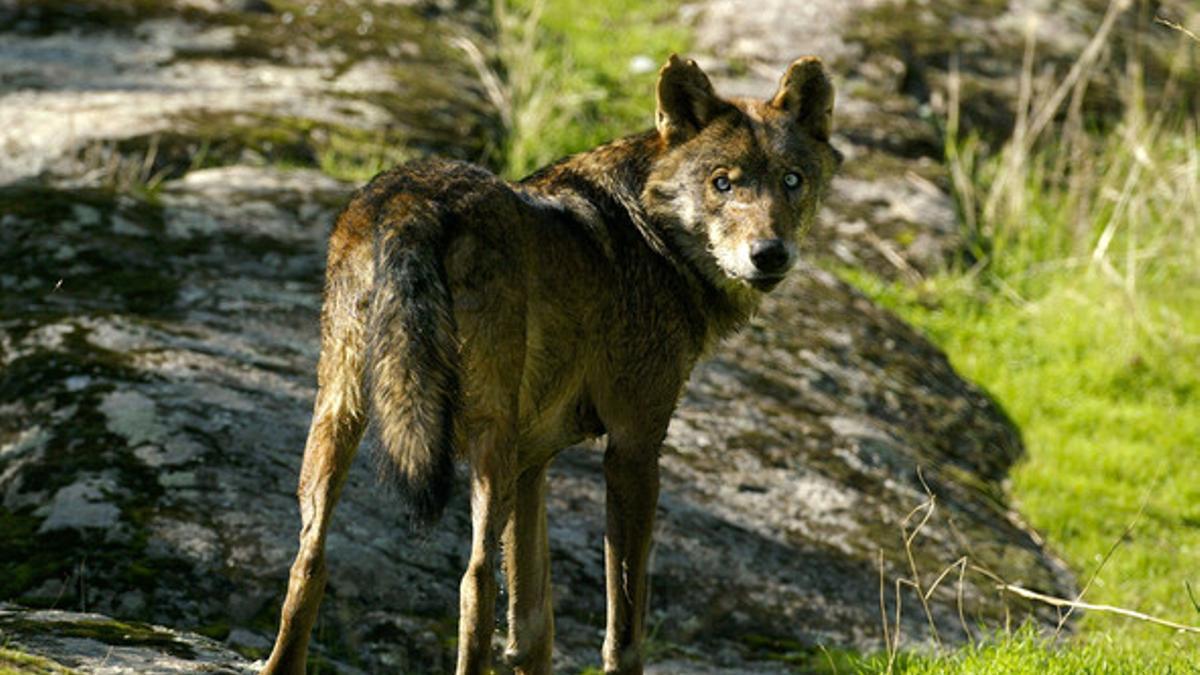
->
644;55;840;293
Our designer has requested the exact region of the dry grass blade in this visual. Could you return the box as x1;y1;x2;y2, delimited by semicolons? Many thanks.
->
923;557;968;602
878;550;898;674
899;490;941;649
449;35;510;130
998;584;1200;634
921;556;972;642
879;468;953;669
892;576;905;670
1089;133;1148;266
1155;14;1200;43
982;0;1133;231
864;230;923;283
1053;484;1154;637
1023;0;1133;151
944;53;978;244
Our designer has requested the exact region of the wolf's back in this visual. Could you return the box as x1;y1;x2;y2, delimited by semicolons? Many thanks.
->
362;195;460;525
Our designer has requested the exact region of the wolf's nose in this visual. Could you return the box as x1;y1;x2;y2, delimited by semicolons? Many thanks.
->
750;239;790;274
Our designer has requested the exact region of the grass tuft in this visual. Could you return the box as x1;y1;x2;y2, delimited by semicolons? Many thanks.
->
468;0;687;179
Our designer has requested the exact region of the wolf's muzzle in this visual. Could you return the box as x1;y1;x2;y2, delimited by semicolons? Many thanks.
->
750;238;791;275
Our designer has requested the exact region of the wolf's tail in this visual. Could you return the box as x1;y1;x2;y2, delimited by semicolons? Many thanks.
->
364;206;459;525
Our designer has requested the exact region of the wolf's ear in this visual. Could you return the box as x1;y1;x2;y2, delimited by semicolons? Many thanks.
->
770;57;834;141
656;54;731;145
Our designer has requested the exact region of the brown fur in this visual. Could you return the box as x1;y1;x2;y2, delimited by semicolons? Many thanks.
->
262;55;839;675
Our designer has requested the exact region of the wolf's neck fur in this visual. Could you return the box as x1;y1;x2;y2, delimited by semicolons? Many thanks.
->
520;132;761;349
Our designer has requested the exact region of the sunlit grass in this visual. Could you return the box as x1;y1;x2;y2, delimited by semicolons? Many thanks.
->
848;626;1200;674
849;261;1200;656
496;0;688;178
843;44;1200;669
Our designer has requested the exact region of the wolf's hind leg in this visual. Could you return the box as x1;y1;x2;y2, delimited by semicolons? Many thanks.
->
503;464;555;675
262;269;369;675
456;425;516;675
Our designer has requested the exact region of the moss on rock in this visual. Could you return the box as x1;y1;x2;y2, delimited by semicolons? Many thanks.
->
0;647;76;675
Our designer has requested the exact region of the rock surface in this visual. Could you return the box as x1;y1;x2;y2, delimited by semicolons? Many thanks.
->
0;604;257;674
0;0;497;185
8;0;1188;672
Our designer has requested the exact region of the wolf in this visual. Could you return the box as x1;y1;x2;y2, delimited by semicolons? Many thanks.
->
261;54;839;675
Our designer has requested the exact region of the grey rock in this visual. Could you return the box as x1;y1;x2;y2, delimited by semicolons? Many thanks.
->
100;390;169;448
36;479;123;534
0;2;495;185
0;604;258;674
226;627;273;652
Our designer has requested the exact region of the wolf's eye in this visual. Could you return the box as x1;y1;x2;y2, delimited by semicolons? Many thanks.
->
783;172;802;189
712;175;732;192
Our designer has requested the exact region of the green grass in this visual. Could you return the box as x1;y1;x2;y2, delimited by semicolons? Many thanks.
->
837;74;1200;669
496;0;688;178
844;265;1200;671
843;627;1200;674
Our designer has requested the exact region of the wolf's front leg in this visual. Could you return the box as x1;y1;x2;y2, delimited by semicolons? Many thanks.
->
503;464;555;675
601;436;662;675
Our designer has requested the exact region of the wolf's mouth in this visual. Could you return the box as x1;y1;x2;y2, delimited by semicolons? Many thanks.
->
747;274;786;291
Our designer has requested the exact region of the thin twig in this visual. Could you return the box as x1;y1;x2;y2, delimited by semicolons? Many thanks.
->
878;551;888;647
1156;15;1200;43
1054;481;1154;636
922;555;971;640
892;576;905;668
955;554;969;640
1024;0;1133;151
999;584;1200;634
863;231;923;284
900;485;941;649
878;549;895;674
923;557;968;602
